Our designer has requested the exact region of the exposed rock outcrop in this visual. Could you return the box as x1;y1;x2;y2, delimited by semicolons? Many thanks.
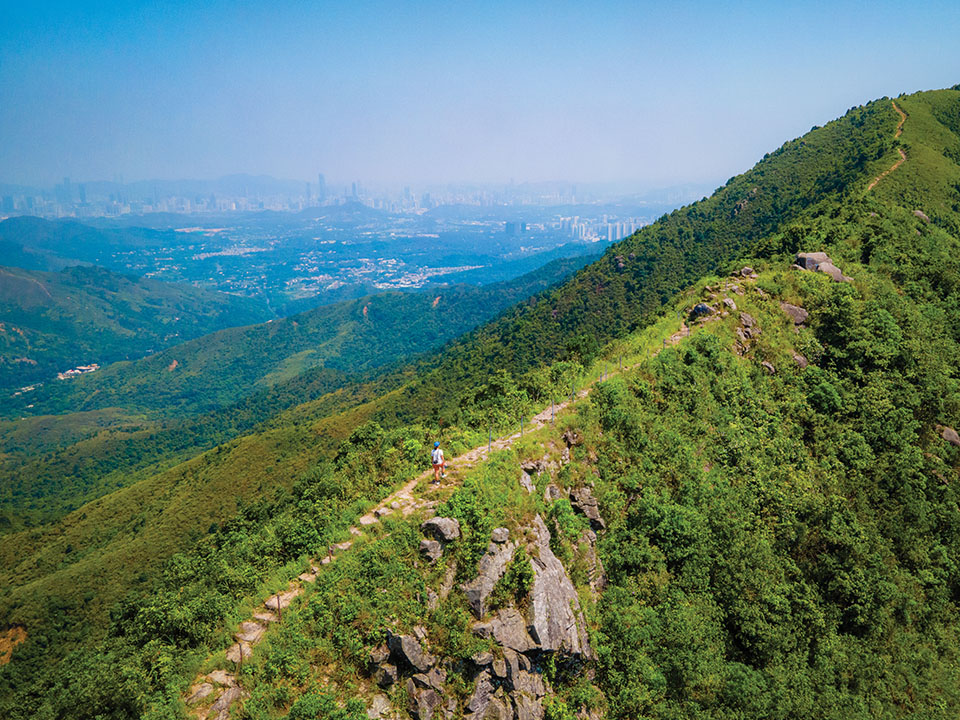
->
794;251;852;282
780;302;809;325
569;486;605;531
422;517;461;542
387;631;437;673
462;538;517;618
526;515;592;659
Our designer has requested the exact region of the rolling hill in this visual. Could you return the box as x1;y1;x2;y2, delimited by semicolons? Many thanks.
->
0;86;958;720
0;263;270;390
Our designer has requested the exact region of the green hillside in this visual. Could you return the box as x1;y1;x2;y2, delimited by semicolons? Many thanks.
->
0;87;958;719
0;263;270;390
0;255;594;531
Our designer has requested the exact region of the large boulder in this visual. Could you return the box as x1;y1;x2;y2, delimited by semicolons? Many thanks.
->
938;425;960;447
386;631;436;673
526;515;592;658
796;251;830;270
780;302;809;325
421;517;461;542
816;261;852;283
462;540;516;618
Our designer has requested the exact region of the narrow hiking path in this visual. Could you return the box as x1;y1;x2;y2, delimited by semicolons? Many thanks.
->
184;321;690;719
867;100;907;192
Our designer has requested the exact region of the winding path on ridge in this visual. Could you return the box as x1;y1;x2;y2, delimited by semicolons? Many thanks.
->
866;100;907;192
184;320;691;719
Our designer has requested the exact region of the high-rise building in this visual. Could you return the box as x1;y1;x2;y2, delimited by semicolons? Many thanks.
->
305;182;311;204
317;173;326;201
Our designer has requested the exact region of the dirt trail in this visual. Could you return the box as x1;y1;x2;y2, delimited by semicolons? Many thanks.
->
185;322;689;718
867;101;907;191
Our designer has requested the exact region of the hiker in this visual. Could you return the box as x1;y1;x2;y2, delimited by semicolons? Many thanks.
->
431;441;445;482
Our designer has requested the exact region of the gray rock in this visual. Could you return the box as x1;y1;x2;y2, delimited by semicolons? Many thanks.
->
374;662;398;688
387;631;436;673
793;353;809;368
482;696;512;720
723;297;737;311
406;679;443;720
740;311;755;328
570;486;605;530
420;539;443;564
422;517;461;542
514;695;545;720
780;302;809;325
796;251;831;270
519;471;536;494
367;694;392;720
761;361;776;375
461;541;516;618
562;429;582;447
816;261;852;283
487;607;536;652
209;686;242;720
739;266;754;277
580;529;607;594
492;656;507;678
465;670;495;715
471;651;493;667
369;643;390;666
411;666;446;690
544;484;563;502
938;425;960;447
526;515;592;658
914;209;931;223
206;670;236;686
491;527;510;544
235;620;265;645
692;303;715;317
186;683;214;705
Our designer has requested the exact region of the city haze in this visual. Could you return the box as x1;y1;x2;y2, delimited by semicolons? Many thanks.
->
2;0;958;189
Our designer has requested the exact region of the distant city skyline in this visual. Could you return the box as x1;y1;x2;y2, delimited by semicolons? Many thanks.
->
1;1;959;188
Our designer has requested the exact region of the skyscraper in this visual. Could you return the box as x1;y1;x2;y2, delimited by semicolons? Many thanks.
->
317;173;326;201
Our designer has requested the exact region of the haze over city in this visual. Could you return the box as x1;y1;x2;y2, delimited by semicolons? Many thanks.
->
2;0;959;190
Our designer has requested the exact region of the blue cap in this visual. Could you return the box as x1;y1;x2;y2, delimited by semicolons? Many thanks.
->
434;441;440;447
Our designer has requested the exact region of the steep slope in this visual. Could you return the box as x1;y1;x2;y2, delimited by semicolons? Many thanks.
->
1;87;959;720
0;264;270;390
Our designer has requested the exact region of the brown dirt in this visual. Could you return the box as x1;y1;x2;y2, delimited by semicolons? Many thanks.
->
0;626;27;665
867;101;907;191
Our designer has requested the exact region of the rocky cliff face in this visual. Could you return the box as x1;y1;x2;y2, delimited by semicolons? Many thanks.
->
366;452;605;720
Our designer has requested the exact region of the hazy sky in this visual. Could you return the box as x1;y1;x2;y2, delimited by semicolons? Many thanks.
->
2;1;959;188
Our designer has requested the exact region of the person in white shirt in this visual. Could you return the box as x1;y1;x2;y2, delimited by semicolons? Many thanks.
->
431;441;445;482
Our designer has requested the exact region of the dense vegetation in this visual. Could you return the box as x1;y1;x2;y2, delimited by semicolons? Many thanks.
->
0;254;592;531
0;87;958;719
0;263;269;390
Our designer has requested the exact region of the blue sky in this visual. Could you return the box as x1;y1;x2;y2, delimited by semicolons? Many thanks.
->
1;0;958;187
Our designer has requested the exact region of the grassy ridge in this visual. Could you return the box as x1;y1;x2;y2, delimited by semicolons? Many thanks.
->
0;87;957;719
